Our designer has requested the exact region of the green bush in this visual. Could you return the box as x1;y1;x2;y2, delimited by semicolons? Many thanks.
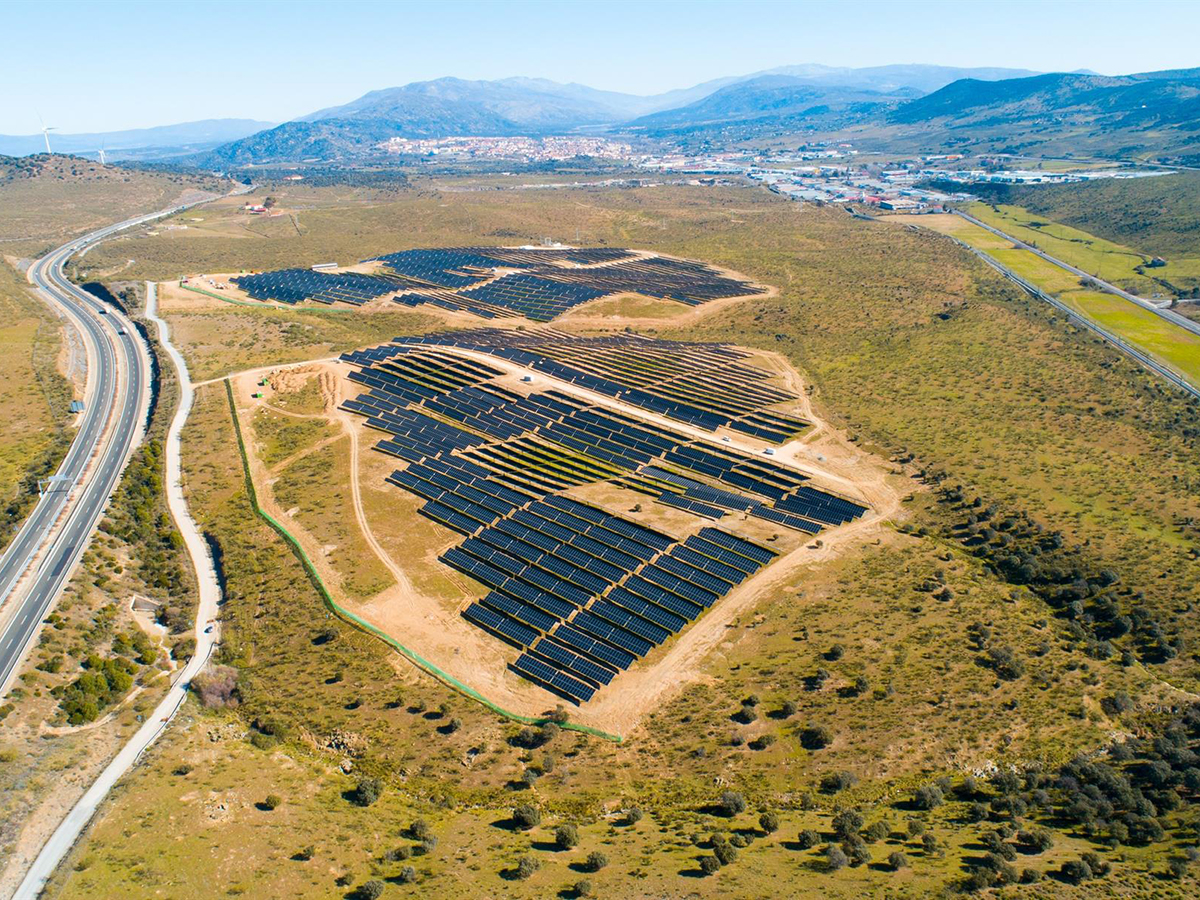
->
513;804;541;829
554;824;578;850
350;777;382;807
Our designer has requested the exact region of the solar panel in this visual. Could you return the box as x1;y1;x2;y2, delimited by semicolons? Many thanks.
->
511;653;595;703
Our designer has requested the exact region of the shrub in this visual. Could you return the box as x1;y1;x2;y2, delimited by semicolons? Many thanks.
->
780;700;798;718
825;844;848;871
585;850;608;872
748;734;775;750
356;880;384;900
864;820;890;843
906;818;925;838
800;725;832;750
699;855;720;875
294;845;314;861
821;771;858;794
572;878;592;896
1018;828;1054;853
398;866;417;884
713;841;738;866
350;777;382;807
261;794;282;810
383;846;411;862
847;840;872;867
759;811;780;834
623;806;643;825
1060;859;1093;884
554;824;579;850
409;819;431;841
191;664;239;708
733;703;758;724
515;856;539;880
832;809;864;841
513;804;541;829
826;644;845;661
887;851;908;871
921;833;939;855
417;837;438;856
797;829;820;849
715;791;746;817
914;784;944;809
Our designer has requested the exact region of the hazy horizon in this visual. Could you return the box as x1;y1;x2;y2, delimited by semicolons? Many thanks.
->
3;0;1197;134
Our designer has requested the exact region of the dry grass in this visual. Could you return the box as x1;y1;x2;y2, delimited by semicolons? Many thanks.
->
35;182;1200;898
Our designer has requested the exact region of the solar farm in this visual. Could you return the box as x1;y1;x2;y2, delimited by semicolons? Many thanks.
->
227;246;765;321
325;332;869;707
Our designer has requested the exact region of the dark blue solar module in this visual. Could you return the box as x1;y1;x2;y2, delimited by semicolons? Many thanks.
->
511;653;595;704
551;623;635;670
532;637;616;686
462;602;539;647
232;269;399;305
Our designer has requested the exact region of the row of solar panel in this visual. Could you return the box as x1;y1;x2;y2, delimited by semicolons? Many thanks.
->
232;268;400;305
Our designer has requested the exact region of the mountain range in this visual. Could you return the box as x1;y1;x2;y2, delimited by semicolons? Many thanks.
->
0;119;275;161
13;63;1200;168
198;64;1042;166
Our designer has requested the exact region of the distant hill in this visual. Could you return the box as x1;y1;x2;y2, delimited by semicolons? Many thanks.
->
0;119;276;160
204;77;645;165
199;65;1047;166
195;64;1200;166
882;69;1200;160
628;76;908;135
756;63;1042;94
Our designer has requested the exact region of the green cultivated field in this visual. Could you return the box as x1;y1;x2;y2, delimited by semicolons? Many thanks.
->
958;173;1200;295
917;213;1200;388
966;203;1165;296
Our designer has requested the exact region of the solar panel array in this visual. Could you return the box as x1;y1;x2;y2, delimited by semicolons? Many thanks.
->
336;336;869;703
228;246;764;322
398;273;610;321
390;328;809;442
231;269;401;305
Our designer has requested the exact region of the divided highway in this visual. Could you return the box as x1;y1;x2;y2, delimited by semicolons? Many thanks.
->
953;209;1200;339
0;194;233;692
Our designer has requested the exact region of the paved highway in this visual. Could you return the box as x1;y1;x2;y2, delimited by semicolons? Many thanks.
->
0;193;237;693
13;282;224;900
945;232;1200;401
954;209;1200;338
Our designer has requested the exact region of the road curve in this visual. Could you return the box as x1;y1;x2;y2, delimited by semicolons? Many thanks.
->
0;191;246;695
12;282;224;900
0;229;150;693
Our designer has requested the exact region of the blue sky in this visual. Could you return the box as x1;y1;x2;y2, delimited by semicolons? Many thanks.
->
3;0;1197;134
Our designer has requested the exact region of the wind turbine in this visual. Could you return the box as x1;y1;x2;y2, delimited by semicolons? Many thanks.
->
37;114;55;154
98;142;106;165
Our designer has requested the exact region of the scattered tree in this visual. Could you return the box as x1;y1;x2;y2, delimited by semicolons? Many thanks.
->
350;777;382;807
554;824;579;850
